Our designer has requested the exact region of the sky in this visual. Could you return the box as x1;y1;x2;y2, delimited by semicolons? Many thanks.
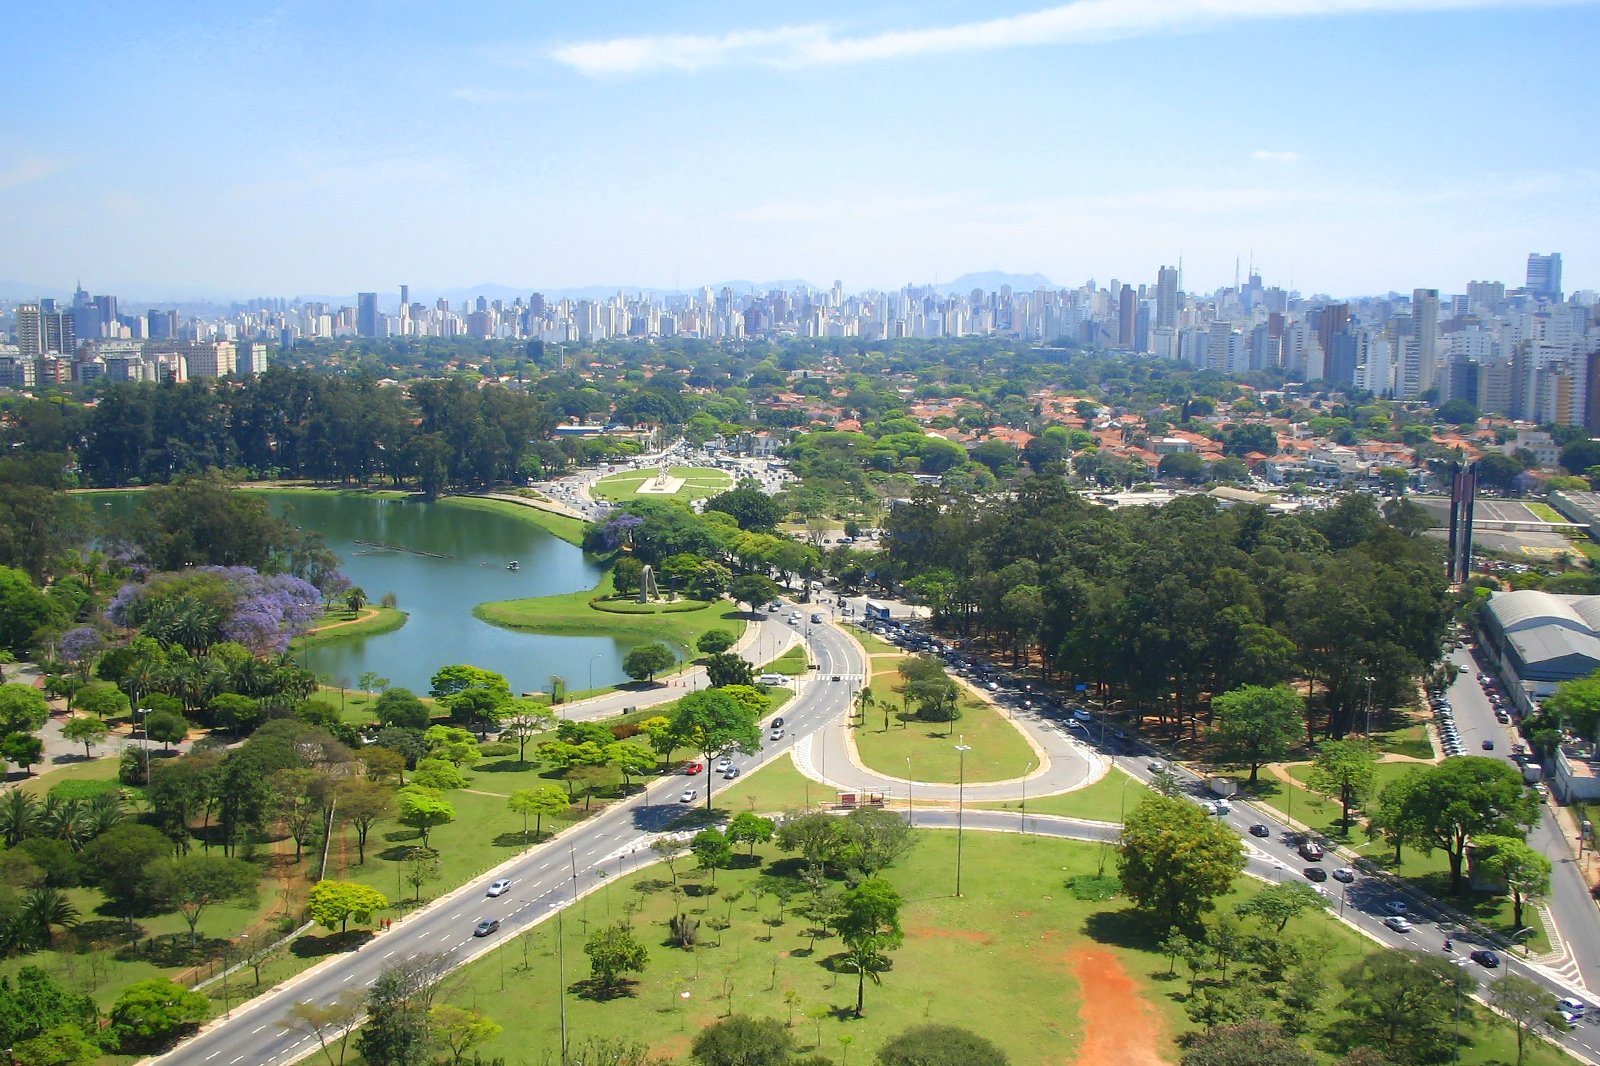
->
3;0;1597;301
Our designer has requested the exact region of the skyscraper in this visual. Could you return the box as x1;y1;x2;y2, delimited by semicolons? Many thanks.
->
1155;265;1180;330
15;304;42;359
1117;285;1135;348
1526;253;1562;302
1412;289;1440;396
357;292;379;338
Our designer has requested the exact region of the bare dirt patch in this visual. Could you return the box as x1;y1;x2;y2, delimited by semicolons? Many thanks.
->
1068;947;1169;1066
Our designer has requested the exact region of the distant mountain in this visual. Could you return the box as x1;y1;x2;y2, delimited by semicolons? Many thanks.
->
933;271;1057;295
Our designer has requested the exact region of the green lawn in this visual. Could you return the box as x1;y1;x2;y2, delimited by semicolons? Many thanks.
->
292;606;408;653
976;767;1155;822
590;466;735;503
18;755;124;797
848;627;900;655
424;830;1570;1066
1369;718;1435;760
474;568;748;666
762;645;808;676
852;665;1036;785
1526;501;1566;523
445;494;589;547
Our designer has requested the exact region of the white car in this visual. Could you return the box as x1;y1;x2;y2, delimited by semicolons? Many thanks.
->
1381;900;1410;916
679;788;698;803
486;878;512;897
1383;915;1413;933
1559;997;1587;1017
1072;708;1093;722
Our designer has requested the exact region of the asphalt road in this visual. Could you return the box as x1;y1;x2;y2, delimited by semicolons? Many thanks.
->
157;619;1600;1066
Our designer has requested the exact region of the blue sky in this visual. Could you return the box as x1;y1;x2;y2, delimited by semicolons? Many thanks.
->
3;0;1596;299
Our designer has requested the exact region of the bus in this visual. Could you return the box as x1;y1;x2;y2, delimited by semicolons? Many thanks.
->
864;601;891;622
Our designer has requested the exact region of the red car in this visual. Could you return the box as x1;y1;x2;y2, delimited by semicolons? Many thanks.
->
684;761;704;775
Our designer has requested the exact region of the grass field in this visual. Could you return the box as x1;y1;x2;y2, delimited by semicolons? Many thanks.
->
1526;501;1566;523
291;606;408;653
761;645;808;676
590;466;735;503
851;655;1036;784
475;568;747;665
425;830;1569;1066
976;766;1156;822
441;494;590;547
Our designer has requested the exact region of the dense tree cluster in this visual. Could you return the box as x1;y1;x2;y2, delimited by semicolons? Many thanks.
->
883;485;1449;739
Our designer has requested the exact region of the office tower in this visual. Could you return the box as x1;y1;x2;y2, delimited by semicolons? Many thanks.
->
15;304;42;358
1526;253;1562;302
1117;285;1135;348
1155;265;1180;329
92;295;117;336
238;342;269;376
147;309;178;340
357;292;379;337
1315;303;1350;360
42;310;75;354
1413;289;1440;396
398;285;410;336
1467;280;1505;311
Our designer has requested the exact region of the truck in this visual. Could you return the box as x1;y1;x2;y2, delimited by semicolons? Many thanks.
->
864;601;892;622
1207;777;1240;798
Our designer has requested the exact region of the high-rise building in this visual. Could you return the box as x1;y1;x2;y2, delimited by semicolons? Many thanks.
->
1155;266;1180;330
14;304;42;358
147;309;178;340
1117;285;1135;348
1526;253;1563;302
357;292;380;337
1412;289;1440;396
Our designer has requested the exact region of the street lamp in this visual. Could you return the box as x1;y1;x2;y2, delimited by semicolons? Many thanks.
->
905;756;914;826
954;737;972;898
549;899;574;1066
588;653;604;696
1021;759;1035;836
1363;675;1376;735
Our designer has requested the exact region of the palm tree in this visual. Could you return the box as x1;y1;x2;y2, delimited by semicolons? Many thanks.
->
0;791;39;847
839;933;893;1018
38;796;93;851
855;687;876;728
20;886;80;948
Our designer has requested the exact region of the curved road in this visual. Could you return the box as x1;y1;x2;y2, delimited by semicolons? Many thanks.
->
154;619;1600;1066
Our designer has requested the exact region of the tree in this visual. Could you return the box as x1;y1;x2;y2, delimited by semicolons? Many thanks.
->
1368;767;1424;865
705;652;755;688
845;806;916;875
697;628;737;655
0;966;98;1052
1211;684;1303;785
428;1006;502;1066
307;880;390;934
1489;972;1563;1066
623;642;676;683
81;822;172;910
1118;795;1245;929
508;785;569;843
705;482;786;532
282;992;364;1066
108;977;210;1052
1560;438;1600;475
1475;834;1553;929
1435;399;1480;425
691;827;733;885
1339;950;1475;1064
691;1014;794;1066
875;1024;1010;1066
584;920;650;992
338;777;394;865
499;699;557;764
403;848;441;902
0;683;49;735
1399;756;1538;893
13;1023;100;1066
838;878;903;1017
60;715;109;759
146;710;189;750
374;688;432;730
1305;739;1379;830
607;741;656;790
147;853;258;946
727;811;775;856
357;954;449;1066
669;689;763;810
396;787;456;849
728;574;780;613
73;682;129;722
1234;881;1327;933
1179;1020;1314;1066
1;733;44;776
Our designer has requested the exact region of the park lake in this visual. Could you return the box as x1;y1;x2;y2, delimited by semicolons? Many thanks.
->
98;491;640;695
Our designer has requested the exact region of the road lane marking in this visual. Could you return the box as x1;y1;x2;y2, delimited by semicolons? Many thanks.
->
206;1053;220;1061
252;1024;268;1034
230;1057;244;1064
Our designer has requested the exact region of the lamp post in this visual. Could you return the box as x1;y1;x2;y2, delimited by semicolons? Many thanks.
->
1363;675;1376;736
588;653;603;696
905;756;914;826
549;900;573;1066
1021;759;1035;836
954;737;971;897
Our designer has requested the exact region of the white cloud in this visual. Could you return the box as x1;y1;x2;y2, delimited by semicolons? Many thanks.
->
0;156;62;193
549;0;1589;75
1252;149;1301;163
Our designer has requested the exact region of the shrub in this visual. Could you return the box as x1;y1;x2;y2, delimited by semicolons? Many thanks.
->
1066;874;1121;902
478;741;517;757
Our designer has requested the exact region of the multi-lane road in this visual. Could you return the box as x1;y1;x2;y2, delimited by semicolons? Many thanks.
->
157;616;1600;1066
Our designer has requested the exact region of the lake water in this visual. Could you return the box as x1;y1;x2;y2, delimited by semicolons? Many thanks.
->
99;492;634;695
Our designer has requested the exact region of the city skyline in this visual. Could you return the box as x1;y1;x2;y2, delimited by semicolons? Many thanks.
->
3;0;1596;296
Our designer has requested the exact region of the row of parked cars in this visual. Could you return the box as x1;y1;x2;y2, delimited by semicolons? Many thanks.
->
1430;690;1469;757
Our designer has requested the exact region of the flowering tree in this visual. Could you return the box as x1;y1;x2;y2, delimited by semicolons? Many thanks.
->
107;567;321;656
59;627;104;679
